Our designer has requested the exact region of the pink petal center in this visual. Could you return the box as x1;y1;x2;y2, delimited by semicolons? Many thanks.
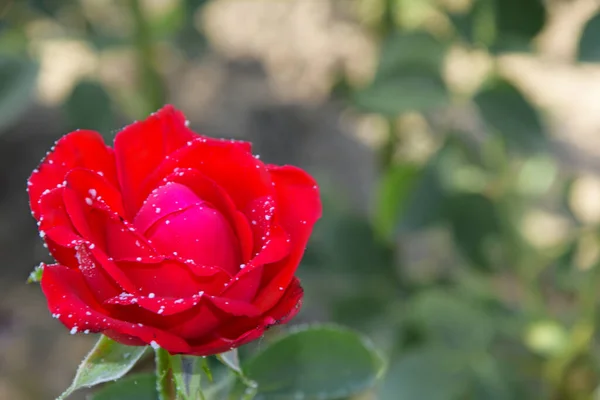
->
134;182;241;275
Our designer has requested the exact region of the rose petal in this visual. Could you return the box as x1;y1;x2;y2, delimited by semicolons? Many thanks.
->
220;223;290;302
161;168;254;262
221;277;303;340
243;196;290;264
104;291;260;318
134;182;201;233
114;105;197;217
65;168;125;217
41;263;190;353
253;166;321;311
61;183;156;261
104;292;204;316
267;165;321;243
37;190;121;300
106;295;257;341
261;276;304;326
186;278;303;356
135;181;241;274
74;243;122;301
88;246;141;295
62;185;108;248
38;187;81;267
116;258;229;298
28;130;117;219
165;296;259;341
141;137;273;215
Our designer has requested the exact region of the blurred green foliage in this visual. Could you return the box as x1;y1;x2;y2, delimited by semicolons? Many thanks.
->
316;0;600;399
4;0;600;399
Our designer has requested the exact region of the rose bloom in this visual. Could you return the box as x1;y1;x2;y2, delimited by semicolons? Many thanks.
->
28;105;321;355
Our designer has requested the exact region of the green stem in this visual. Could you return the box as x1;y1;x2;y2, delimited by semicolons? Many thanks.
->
128;0;165;114
378;118;399;171
380;0;396;37
155;347;172;400
171;355;205;400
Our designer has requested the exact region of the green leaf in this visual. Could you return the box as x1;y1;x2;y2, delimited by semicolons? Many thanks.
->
409;290;494;352
469;356;513;400
332;292;392;328
394;147;450;233
27;0;77;16
379;346;470;400
376;32;447;79
201;357;214;382
57;335;148;400
244;324;385;400
63;80;115;139
0;56;38;132
374;163;422;239
203;375;236;400
27;263;43;283
353;32;449;115
474;78;546;154
449;0;546;52
449;0;496;46
578;13;600;62
327;214;393;274
89;374;157;400
218;348;258;396
354;72;448;116
493;0;546;51
446;193;501;270
217;349;242;375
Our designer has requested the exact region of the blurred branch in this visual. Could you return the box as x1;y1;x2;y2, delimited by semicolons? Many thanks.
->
545;254;600;398
0;0;13;19
128;0;165;115
379;0;396;37
378;118;399;171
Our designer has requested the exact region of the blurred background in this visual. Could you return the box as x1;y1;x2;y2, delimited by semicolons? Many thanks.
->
4;0;600;398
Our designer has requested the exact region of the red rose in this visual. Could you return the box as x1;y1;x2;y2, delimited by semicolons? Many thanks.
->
28;105;321;355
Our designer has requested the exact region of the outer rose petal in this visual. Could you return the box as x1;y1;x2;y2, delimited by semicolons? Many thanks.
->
65;168;125;217
104;290;261;341
37;190;125;301
115;258;230;298
38;187;80;267
41;264;191;353
253;165;321;312
185;278;304;356
61;181;156;261
220;223;290;303
28;130;117;219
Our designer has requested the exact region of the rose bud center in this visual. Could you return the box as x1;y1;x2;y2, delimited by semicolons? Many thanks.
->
134;182;241;275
